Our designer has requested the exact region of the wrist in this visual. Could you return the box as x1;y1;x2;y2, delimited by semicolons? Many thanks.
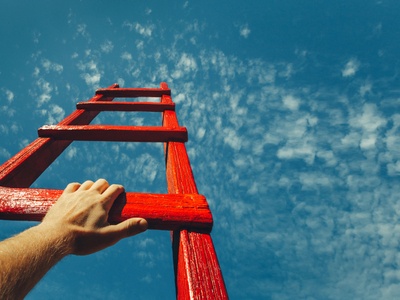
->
35;222;75;258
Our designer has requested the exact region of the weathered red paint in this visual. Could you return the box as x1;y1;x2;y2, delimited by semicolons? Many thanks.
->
76;101;175;112
161;82;229;299
0;187;212;232
38;124;188;142
0;82;227;298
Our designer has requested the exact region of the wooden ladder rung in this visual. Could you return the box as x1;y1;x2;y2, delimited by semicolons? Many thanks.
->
0;187;213;232
76;101;175;112
96;88;171;98
38;125;188;142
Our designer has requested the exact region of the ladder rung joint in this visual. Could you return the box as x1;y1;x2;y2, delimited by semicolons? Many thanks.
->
38;125;188;143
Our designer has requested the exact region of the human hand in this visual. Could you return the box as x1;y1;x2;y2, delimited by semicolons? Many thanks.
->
41;179;148;255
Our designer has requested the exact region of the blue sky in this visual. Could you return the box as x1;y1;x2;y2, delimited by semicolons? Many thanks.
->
1;1;400;299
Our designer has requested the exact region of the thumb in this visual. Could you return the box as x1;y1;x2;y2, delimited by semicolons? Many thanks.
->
102;218;148;243
74;219;148;255
123;218;148;237
107;218;148;239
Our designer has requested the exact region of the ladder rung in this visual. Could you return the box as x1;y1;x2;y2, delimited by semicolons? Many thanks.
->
0;187;213;232
96;88;171;98
76;101;175;112
38;125;188;142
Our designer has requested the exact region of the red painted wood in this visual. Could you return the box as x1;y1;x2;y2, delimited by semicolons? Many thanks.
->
95;87;171;98
0;84;120;187
161;82;228;299
0;187;213;232
38;125;188;143
0;81;227;298
76;101;175;112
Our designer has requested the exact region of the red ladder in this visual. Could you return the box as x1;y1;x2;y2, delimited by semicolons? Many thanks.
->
0;82;228;299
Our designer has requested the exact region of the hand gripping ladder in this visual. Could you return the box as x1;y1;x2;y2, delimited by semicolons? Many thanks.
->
0;82;228;299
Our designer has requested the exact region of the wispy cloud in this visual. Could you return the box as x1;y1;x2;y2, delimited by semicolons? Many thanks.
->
342;58;360;77
38;104;65;124
100;40;114;53
123;21;154;37
121;52;132;61
171;53;198;79
282;94;300;111
2;88;14;103
41;59;63;74
77;59;102;89
34;78;54;107
239;24;251;38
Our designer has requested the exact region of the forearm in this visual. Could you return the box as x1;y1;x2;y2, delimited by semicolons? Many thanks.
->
0;179;147;299
0;223;71;300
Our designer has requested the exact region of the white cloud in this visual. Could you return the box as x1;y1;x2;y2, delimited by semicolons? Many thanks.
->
387;161;400;176
359;82;372;97
100;40;114;53
299;172;333;189
66;147;77;160
82;73;100;87
178;53;197;72
342;59;360;77
0;147;10;159
172;53;198;79
33;67;40;77
123;21;154;37
35;78;53;107
3;89;14;103
316;150;337;167
222;127;242;151
239;24;251;38
277;143;315;164
121;52;132;61
282;95;300;111
136;40;144;50
39;104;65;124
77;60;102;89
348;103;386;151
42;59;63;74
76;23;89;38
360;135;377;150
350;104;386;133
174;93;185;104
197;127;206;140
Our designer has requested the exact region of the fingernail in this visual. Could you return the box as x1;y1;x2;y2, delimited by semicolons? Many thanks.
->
138;219;148;231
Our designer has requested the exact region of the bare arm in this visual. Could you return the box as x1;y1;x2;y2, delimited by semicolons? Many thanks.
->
0;179;148;300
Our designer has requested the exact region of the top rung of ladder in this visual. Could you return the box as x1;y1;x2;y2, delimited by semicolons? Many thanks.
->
96;87;171;98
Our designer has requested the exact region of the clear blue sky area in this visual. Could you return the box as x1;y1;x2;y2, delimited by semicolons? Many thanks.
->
1;1;400;299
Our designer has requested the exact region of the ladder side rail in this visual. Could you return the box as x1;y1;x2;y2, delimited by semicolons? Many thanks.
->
167;143;228;300
0;84;119;187
161;83;228;299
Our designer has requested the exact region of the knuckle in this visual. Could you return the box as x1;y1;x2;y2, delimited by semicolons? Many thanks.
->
97;178;109;185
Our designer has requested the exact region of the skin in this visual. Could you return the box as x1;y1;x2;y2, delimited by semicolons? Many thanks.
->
0;179;148;300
